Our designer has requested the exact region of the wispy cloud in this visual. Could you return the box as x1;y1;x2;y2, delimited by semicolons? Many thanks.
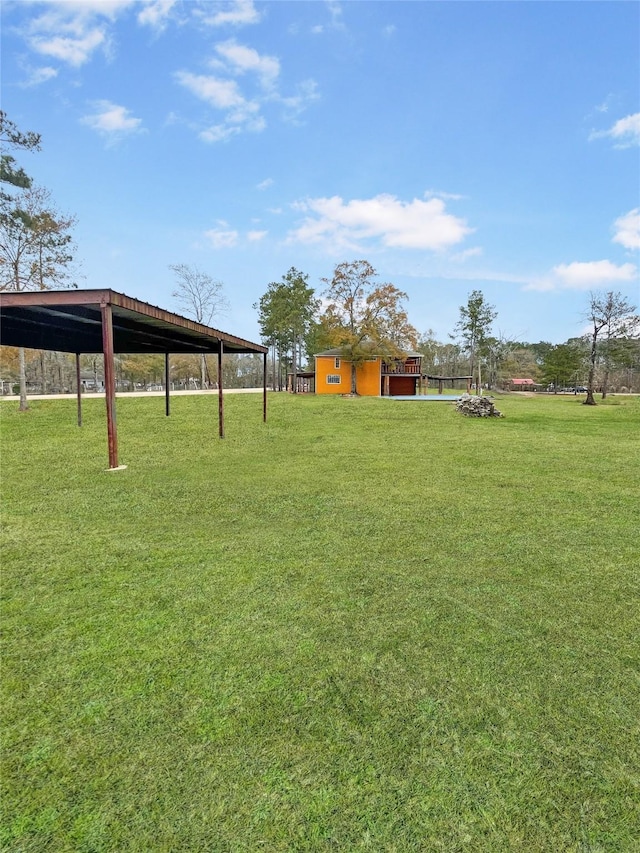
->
20;65;58;87
257;178;274;191
21;1;135;66
196;0;260;28
80;100;144;142
287;194;472;252
30;28;107;67
212;40;280;89
526;260;638;292
613;208;640;251
205;225;239;248
590;112;640;148
137;0;177;31
176;38;318;141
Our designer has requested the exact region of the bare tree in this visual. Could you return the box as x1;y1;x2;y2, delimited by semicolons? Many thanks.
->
583;291;638;405
170;264;229;389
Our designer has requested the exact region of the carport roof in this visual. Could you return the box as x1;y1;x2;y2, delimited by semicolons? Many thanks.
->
0;288;267;355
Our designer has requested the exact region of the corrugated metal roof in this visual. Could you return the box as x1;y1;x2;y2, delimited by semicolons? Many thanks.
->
0;289;267;355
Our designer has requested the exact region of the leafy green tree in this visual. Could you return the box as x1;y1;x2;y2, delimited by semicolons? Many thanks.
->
0;111;41;202
540;342;585;391
255;267;319;392
453;290;497;395
320;260;417;394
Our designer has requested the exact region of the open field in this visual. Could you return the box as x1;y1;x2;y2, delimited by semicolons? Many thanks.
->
1;392;639;851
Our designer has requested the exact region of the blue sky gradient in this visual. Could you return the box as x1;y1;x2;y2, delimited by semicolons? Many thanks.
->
2;0;639;345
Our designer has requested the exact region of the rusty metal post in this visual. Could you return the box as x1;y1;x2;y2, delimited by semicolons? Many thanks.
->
76;353;82;427
218;341;224;438
263;351;268;422
100;301;119;468
165;352;170;416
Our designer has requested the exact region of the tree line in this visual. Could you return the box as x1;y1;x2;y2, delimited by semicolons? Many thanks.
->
2;112;638;404
255;263;639;401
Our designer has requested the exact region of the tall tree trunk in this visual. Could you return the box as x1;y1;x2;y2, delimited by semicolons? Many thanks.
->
291;336;298;393
351;362;358;394
601;368;609;400
271;345;276;391
584;334;598;405
18;347;29;411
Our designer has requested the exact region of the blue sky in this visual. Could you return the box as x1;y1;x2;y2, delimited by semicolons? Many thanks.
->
3;0;639;346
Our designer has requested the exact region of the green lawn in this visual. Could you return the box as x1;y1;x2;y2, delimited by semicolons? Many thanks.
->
1;392;639;851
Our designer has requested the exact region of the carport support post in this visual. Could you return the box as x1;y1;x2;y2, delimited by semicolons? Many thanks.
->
165;353;170;416
263;351;267;422
76;353;82;427
218;341;224;438
100;301;119;468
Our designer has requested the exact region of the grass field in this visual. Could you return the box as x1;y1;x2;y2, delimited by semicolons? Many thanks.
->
1;392;639;851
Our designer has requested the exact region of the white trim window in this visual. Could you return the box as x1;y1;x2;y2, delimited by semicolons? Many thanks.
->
334;357;341;369
327;374;341;385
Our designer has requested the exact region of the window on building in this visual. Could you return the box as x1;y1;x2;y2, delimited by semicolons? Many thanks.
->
327;374;341;384
334;358;341;369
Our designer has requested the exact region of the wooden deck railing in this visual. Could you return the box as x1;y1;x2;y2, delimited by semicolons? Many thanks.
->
382;362;421;375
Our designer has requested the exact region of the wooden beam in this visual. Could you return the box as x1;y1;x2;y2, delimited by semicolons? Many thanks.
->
76;353;82;427
263;351;267;422
218;341;224;438
100;301;119;469
165;352;170;416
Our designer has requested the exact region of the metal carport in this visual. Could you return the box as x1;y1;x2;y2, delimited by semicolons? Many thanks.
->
0;289;268;469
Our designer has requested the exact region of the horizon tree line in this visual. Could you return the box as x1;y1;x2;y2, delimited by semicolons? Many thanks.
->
1;113;638;404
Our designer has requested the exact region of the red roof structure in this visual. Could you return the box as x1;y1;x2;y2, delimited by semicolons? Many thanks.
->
0;289;268;469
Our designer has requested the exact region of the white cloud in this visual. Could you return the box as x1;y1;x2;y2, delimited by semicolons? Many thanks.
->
205;227;239;248
309;0;345;35
288;194;472;252
199;124;241;143
175;70;247;110
214;40;280;89
137;0;177;30
277;79;320;120
247;230;267;241
613;208;640;251
177;39;317;141
452;247;483;262
22;1;135;66
424;189;465;201
80;100;144;140
526;260;638;292
21;66;58;87
590;112;640;148
31;28;106;66
197;0;260;27
257;178;274;190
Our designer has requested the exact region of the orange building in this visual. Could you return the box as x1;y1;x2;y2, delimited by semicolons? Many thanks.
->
314;348;423;396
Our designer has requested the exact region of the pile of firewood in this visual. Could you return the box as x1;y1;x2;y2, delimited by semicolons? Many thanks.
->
455;394;503;418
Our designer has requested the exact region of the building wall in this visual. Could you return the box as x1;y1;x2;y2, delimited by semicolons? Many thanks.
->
315;356;381;395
